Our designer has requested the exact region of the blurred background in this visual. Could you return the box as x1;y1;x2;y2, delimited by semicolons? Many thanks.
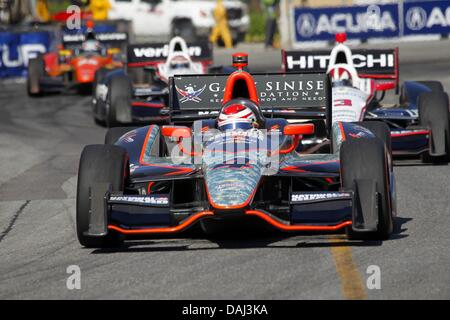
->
0;0;449;77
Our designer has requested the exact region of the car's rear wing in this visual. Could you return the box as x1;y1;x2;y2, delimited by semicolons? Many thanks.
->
127;41;213;68
61;32;128;49
282;48;399;92
168;72;331;124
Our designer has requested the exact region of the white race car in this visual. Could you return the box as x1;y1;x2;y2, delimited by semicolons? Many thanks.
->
92;36;213;127
283;33;450;164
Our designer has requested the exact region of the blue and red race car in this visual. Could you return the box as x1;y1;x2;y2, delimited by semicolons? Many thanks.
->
76;54;396;248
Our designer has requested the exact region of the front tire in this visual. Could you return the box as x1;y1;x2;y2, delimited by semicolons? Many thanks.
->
27;56;44;96
340;138;393;240
106;75;132;128
76;145;129;248
419;91;450;163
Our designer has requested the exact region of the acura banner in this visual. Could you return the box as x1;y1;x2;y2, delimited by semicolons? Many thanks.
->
292;0;450;44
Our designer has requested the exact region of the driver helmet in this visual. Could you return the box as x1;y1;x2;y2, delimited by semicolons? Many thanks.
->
169;55;191;70
329;66;353;87
82;39;100;52
218;103;257;131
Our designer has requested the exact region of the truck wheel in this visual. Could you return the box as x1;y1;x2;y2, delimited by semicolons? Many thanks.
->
354;121;392;155
419;91;450;163
76;145;129;248
172;20;195;42
340;138;393;240
27;56;45;96
106;75;132;128
105;127;138;145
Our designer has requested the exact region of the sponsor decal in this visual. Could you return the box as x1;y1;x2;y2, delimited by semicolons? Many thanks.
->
63;32;127;43
406;7;427;31
285;51;395;72
121;130;136;143
132;45;202;59
334;99;352;107
176;84;206;103
0;43;46;68
291;192;351;203
109;195;169;205
404;1;450;35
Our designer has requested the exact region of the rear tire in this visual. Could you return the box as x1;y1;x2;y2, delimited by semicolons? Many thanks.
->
27;56;44;96
106;75;132;128
418;91;450;163
416;81;444;92
105;127;138;145
400;80;444;104
340;138;393;240
76;145;129;248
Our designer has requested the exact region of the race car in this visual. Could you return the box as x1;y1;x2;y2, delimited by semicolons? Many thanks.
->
76;54;396;248
27;21;127;96
283;33;450;164
92;36;213;127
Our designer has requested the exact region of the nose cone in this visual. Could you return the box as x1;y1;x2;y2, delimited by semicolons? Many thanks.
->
205;163;262;210
75;59;98;83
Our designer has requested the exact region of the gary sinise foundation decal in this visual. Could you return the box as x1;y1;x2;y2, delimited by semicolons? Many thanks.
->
171;73;328;110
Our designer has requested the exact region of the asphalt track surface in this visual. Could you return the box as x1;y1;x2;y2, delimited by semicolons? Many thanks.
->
0;41;449;300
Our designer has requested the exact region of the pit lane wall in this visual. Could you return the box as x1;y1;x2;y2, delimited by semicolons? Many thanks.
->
282;0;450;47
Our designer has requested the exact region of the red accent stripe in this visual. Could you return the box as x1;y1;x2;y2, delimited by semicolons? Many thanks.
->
246;210;352;231
391;130;429;138
108;211;214;234
107;210;352;235
132;102;165;108
338;122;346;141
128;61;164;68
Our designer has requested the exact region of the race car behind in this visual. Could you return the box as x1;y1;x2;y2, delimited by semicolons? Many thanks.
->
27;21;127;96
92;36;213;127
283;33;450;164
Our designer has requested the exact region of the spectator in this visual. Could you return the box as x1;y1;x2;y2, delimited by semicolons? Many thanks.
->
89;0;111;21
263;0;278;48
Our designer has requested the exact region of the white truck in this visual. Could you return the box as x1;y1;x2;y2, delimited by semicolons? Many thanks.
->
108;0;249;44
